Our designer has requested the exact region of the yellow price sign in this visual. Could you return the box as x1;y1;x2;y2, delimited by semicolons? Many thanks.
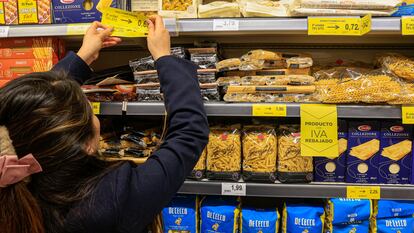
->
347;186;381;199
18;0;38;24
66;23;91;35
92;102;101;115
402;106;414;124
101;7;148;37
402;16;414;35
300;104;338;157
252;104;287;117
308;14;371;36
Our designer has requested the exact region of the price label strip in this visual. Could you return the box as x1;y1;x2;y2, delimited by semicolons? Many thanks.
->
402;16;414;35
252;104;287;117
101;7;148;37
213;19;239;31
92;102;101;115
347;186;381;199
221;183;246;196
300;104;338;157
66;23;91;35
0;26;9;38
402;106;414;124
308;14;371;36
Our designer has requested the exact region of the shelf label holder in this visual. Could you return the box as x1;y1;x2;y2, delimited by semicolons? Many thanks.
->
347;186;380;199
221;183;246;196
92;102;101;115
213;19;239;31
308;14;371;36
252;104;287;117
300;104;338;157
0;26;9;38
402;16;414;35
66;23;91;35
402;106;414;124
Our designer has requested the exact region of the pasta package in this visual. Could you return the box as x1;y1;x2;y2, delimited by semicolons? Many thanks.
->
4;0;18;25
0;58;54;79
299;0;401;10
314;120;347;183
374;200;414;219
325;198;372;226
224;93;313;103
371;217;414;233
240;206;280;233
162;195;199;233
379;122;413;184
200;196;240;233
158;0;197;18
377;54;414;82
206;125;242;181
328;220;370;233
226;85;316;94
282;202;325;233
189;148;207;180
239;0;291;17
346;121;380;184
291;8;395;16
0;37;63;60
277;125;313;183
198;1;240;18
216;59;242;72
241;75;315;86
242;125;277;182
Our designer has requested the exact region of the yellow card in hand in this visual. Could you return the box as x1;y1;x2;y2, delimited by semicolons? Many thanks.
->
101;7;148;37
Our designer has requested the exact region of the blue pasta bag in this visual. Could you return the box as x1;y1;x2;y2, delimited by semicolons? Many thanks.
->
282;202;325;233
372;217;414;233
200;196;240;233
162;195;198;233
326;220;369;233
241;207;279;233
326;198;372;224
375;200;414;219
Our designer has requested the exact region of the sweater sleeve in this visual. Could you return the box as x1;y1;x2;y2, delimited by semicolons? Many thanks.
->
111;56;209;232
51;51;92;84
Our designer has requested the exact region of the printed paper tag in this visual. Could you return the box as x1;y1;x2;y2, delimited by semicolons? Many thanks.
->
402;106;414;124
213;19;239;31
101;7;148;37
347;186;381;199
92;102;101;115
402;16;414;35
221;183;246;196
66;23;91;35
308;14;371;36
0;26;9;37
300;104;338;157
252;104;287;117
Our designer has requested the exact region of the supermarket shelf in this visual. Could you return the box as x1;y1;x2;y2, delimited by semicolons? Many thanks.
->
99;102;402;119
2;17;404;38
178;181;414;200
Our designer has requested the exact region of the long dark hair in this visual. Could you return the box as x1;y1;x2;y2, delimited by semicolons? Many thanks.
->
0;72;119;233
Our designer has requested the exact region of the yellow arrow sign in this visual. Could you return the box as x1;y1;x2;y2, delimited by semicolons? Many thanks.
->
308;15;371;36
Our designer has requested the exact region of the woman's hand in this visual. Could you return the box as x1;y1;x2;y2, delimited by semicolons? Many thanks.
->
77;21;122;66
147;15;171;61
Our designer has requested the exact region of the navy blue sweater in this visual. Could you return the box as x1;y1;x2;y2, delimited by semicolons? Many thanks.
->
53;52;209;233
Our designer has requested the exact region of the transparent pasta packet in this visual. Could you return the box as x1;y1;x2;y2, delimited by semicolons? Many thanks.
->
197;69;217;84
206;125;242;181
188;48;218;69
277;125;313;183
188;147;207;180
223;93;315;103
129;47;186;72
241;75;315;86
242;125;278;182
136;83;163;102
375;53;414;82
134;70;159;84
200;83;220;101
217;76;241;98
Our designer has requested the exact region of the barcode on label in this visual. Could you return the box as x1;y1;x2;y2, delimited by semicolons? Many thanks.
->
213;19;239;31
0;26;9;38
221;183;246;196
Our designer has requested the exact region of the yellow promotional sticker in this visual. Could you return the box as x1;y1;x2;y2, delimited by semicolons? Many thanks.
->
252;104;287;117
402;16;414;35
66;23;91;35
308;14;371;36
0;3;5;25
300;104;338;157
18;0;38;24
101;7;148;37
402;106;414;124
92;102;101;115
347;186;381;200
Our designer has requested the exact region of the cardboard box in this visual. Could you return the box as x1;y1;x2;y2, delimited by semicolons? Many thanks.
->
314;119;347;182
4;0;19;25
158;0;197;18
379;122;413;184
52;0;117;23
346;121;380;184
0;3;5;25
0;58;55;79
0;37;65;60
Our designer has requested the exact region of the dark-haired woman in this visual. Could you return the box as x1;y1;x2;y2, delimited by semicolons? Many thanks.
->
0;15;208;233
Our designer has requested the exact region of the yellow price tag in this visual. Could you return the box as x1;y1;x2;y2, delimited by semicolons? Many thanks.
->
252;104;287;117
402;16;414;35
402;106;414;124
18;0;38;24
101;7;148;37
66;23;91;35
300;104;338;157
92;102;101;115
308;14;371;36
347;186;381;199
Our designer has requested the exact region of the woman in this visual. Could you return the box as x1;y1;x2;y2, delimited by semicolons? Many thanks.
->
0;16;209;233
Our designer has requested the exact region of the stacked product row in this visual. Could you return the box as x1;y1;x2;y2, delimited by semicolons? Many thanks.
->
0;37;64;85
162;195;414;233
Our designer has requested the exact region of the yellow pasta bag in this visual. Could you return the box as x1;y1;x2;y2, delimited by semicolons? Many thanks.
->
242;125;277;182
189;147;207;180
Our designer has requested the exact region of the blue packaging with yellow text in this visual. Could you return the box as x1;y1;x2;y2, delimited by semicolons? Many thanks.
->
200;196;240;233
282;202;324;233
162;195;198;233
